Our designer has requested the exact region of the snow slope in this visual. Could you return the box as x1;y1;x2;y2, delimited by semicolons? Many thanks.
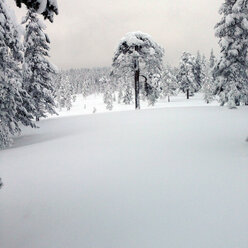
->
0;104;248;248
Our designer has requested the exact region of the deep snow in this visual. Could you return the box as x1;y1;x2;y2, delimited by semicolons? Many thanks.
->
0;96;248;248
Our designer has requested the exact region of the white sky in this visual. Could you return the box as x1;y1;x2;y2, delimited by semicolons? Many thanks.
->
10;0;221;69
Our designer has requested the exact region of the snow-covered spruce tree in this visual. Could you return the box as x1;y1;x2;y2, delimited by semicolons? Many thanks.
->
161;65;178;102
118;88;123;103
201;56;215;103
123;83;133;105
194;51;203;90
0;0;35;149
15;0;58;22
22;10;57;121
209;49;217;83
117;76;133;105
104;90;113;110
177;52;199;99
209;49;216;69
54;72;62;108
214;0;248;107
100;76;114;110
145;73;162;106
112;31;164;109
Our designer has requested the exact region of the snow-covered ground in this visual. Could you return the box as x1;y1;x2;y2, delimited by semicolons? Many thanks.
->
55;93;218;117
1;95;248;248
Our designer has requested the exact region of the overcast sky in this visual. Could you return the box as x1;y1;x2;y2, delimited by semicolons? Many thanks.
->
10;0;221;69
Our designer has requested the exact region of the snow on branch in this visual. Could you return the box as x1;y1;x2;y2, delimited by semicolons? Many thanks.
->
15;0;58;22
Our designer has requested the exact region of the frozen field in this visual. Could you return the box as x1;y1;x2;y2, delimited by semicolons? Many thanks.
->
0;95;248;248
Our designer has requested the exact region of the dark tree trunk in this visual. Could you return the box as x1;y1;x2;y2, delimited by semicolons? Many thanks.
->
186;89;190;99
168;95;170;102
134;58;140;109
235;99;240;106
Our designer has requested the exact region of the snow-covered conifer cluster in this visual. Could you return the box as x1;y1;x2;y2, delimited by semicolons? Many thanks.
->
214;0;248;107
0;0;57;149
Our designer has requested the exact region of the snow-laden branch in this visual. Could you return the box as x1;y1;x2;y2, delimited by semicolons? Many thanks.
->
15;0;58;22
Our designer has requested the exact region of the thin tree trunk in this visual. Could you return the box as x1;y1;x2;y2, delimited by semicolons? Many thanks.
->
168;95;170;102
134;58;140;109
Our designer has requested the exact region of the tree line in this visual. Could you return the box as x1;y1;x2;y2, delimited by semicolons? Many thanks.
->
1;0;248;150
55;47;217;111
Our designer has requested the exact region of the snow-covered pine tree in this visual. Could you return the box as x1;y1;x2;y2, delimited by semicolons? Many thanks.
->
104;90;113;111
201;56;215;103
100;76;113;110
123;83;133;105
23;10;57;121
54;72;62;108
194;51;203;91
177;52;198;99
112;31;164;109
118;88;123;104
161;65;178;102
15;0;58;22
0;0;35;149
145;73;162;106
209;49;217;85
117;76;133;105
214;0;248;107
209;49;216;69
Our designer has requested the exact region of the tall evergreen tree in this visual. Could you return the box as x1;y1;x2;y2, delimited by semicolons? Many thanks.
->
161;65;178;102
201;56;215;103
123;83;133;105
214;0;248;107
0;0;34;148
100;76;113;110
194;51;203;90
23;10;57;121
177;52;198;99
209;49;216;69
